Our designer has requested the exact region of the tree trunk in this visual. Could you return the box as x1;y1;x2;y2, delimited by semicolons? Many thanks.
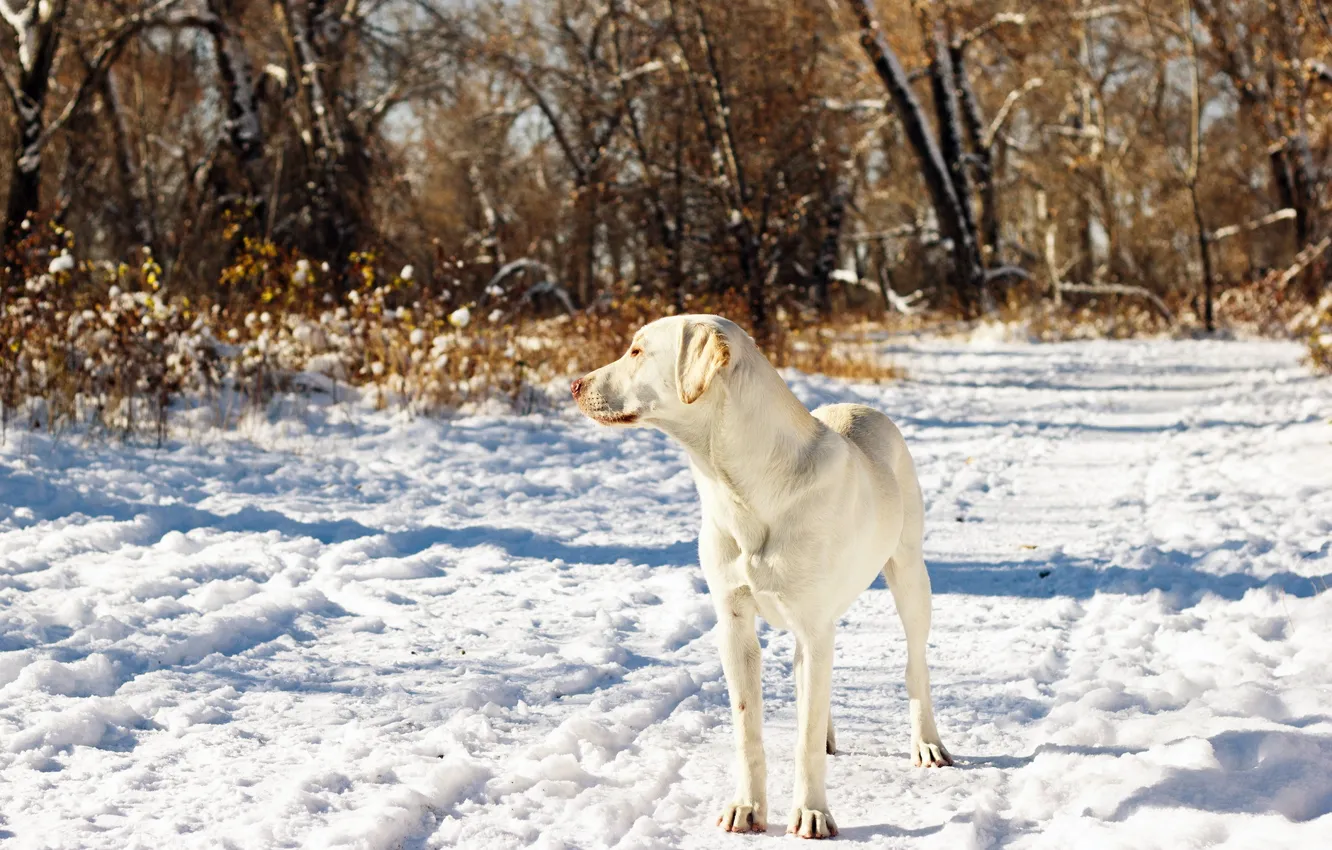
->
100;71;156;251
273;0;356;259
2;1;68;249
671;104;686;312
950;40;997;261
205;0;266;212
811;177;850;316
735;222;766;337
930;30;978;256
581;183;597;307
1189;184;1215;332
1271;0;1323;283
845;0;986;316
4;105;45;247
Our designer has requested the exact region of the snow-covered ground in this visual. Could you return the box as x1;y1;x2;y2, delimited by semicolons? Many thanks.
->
2;337;1330;850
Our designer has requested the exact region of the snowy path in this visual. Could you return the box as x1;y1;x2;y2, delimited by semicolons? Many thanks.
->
2;338;1330;850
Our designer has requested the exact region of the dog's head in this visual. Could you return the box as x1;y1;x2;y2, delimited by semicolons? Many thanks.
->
571;314;736;427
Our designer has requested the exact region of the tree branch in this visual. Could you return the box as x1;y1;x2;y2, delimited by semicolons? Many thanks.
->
985;265;1031;283
503;60;588;182
1208;208;1296;242
1072;4;1133;21
1272;236;1331;290
818;97;889;112
0;1;31;37
36;0;185;148
153;11;220;31
983;77;1043;148
845;223;930;242
617;59;663;82
1058;282;1175;323
1073;2;1185;35
955;12;1027;50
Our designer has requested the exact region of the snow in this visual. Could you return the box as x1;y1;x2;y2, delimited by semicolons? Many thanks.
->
47;252;75;274
2;337;1330;849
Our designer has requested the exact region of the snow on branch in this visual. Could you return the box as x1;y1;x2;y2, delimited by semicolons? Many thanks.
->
983;77;1043;148
1073;4;1130;20
484;259;576;315
819;97;890;113
617;60;664;82
1272;237;1331;291
884;287;926;314
1208;208;1296;243
0;2;30;37
956;12;1027;50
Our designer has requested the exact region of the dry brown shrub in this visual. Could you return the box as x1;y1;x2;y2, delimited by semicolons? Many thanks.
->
1304;293;1332;374
0;229;904;440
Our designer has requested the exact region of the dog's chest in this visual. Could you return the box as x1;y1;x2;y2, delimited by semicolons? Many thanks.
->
706;483;768;552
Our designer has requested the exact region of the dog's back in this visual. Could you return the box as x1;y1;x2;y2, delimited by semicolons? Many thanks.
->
812;403;925;545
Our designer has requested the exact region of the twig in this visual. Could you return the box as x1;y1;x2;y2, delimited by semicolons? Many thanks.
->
818;97;889;112
985;265;1032;284
983;77;1044;148
955;12;1028;50
1208;208;1296;242
845;223;926;242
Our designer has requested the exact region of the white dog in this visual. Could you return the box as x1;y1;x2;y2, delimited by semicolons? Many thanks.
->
571;315;950;839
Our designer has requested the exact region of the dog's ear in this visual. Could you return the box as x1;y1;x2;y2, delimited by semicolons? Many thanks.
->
676;320;731;404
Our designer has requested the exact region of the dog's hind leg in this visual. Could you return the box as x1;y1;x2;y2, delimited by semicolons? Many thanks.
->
884;543;952;768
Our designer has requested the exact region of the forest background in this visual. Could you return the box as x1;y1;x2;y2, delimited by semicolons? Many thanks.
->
2;0;1330;436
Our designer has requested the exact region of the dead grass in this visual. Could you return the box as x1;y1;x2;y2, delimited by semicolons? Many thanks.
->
0;225;904;441
5;222;1325;442
1304;292;1332;374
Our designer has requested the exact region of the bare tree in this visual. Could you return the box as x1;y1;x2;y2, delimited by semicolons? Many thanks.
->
0;0;68;245
0;0;1325;327
844;0;1001;316
0;0;182;248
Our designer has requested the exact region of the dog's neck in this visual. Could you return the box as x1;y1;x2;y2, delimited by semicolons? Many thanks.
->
662;348;822;519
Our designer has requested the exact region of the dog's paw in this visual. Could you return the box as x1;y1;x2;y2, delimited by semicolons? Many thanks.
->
786;807;837;839
912;738;953;768
717;801;767;833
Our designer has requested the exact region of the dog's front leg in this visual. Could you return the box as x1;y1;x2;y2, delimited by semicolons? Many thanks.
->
789;627;838;839
715;588;767;833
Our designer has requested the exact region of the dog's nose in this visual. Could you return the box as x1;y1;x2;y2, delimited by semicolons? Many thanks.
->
570;377;584;399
